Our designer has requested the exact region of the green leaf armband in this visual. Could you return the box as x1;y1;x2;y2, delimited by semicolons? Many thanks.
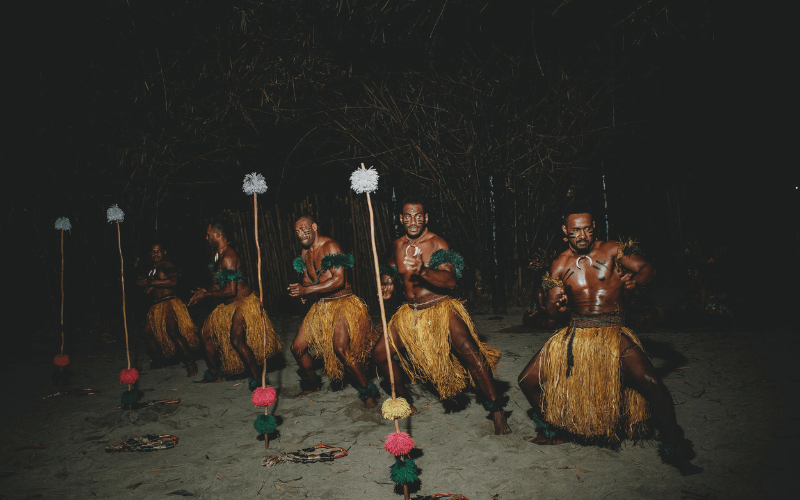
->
319;253;354;271
293;256;306;273
379;264;399;279
427;249;465;278
215;268;243;287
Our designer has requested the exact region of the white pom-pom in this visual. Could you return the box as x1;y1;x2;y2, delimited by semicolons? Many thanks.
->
242;172;268;195
54;217;72;231
350;167;379;194
107;205;125;223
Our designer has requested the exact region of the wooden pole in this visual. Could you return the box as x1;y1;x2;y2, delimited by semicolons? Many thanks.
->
360;164;408;500
253;193;271;450
60;230;65;356
117;221;132;395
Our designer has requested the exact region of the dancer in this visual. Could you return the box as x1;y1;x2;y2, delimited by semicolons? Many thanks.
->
136;242;199;376
288;214;380;406
374;198;511;435
189;222;282;382
517;208;702;475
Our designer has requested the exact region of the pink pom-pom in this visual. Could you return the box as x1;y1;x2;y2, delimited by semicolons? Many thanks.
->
119;368;139;384
53;354;70;367
251;386;277;407
384;432;414;456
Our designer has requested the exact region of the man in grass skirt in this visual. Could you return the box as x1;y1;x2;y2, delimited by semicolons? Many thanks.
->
137;242;199;376
375;198;511;435
189;221;282;383
517;208;702;475
288;214;381;407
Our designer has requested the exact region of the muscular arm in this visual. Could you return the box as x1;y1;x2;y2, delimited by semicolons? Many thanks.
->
189;255;239;305
408;239;456;289
147;265;179;288
289;242;346;297
544;259;570;319
618;252;656;288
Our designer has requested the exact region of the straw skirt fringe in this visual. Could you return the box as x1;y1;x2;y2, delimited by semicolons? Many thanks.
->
539;325;649;439
204;294;282;376
301;295;379;381
147;297;199;358
388;298;500;400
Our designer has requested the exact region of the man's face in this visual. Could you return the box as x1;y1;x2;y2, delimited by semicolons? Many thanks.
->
563;213;596;254
294;219;316;248
206;225;220;250
150;244;165;264
400;203;428;239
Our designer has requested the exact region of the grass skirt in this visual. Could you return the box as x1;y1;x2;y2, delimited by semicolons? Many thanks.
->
204;294;282;376
539;323;649;439
146;297;199;357
301;295;379;381
388;298;500;399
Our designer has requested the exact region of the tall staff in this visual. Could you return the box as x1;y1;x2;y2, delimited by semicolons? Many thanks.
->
107;205;139;407
243;173;278;448
350;165;417;499
53;217;72;374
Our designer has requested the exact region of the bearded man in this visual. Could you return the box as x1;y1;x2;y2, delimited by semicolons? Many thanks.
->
375;198;511;435
517;208;702;475
288;214;380;406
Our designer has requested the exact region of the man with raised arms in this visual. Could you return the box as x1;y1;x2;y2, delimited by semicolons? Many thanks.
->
287;214;381;406
136;242;199;376
375;198;511;435
517;208;702;474
189;221;282;385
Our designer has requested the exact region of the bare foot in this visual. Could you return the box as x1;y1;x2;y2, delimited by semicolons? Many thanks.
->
530;435;564;445
186;364;198;377
409;405;419;415
196;371;222;383
493;412;512;435
294;387;321;398
364;397;378;409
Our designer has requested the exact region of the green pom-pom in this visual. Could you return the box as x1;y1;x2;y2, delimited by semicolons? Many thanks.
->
293;256;306;273
253;414;277;434
657;437;696;464
204;370;220;382
482;395;509;412
427;249;465;278
389;457;419;486
300;375;322;392
379;264;400;279
248;377;270;391
319;253;355;271
121;390;140;405
355;382;381;402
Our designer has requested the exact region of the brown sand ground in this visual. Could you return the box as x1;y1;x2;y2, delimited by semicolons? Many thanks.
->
0;309;796;499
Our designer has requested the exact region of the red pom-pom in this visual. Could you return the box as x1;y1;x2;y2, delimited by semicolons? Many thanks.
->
119;368;139;384
53;354;70;367
251;386;277;407
384;432;414;456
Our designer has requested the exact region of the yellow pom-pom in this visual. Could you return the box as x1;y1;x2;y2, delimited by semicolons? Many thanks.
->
381;397;412;420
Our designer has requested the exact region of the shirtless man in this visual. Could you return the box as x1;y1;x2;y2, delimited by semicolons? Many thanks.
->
374;198;511;435
136;243;199;376
189;222;282;384
288;215;380;406
517;210;702;475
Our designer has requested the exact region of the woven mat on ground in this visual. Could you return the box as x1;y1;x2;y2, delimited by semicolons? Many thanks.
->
105;434;178;452
262;443;348;466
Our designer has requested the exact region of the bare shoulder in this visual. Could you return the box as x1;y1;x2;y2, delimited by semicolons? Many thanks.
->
221;251;240;270
426;232;449;251
322;238;342;254
596;240;622;259
550;252;571;276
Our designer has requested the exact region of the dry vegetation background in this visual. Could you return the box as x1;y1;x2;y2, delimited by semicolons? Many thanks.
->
7;1;794;336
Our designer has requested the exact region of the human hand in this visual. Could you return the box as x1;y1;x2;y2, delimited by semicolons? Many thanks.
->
553;287;569;313
619;271;637;290
288;283;307;298
381;281;394;300
403;247;424;276
136;277;149;287
188;288;207;306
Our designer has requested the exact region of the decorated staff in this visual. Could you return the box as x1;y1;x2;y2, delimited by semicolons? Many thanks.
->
53;217;72;375
107;205;139;407
242;173;278;447
350;164;417;499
